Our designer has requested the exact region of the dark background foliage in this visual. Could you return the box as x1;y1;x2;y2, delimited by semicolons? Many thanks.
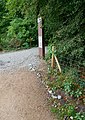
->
0;0;85;66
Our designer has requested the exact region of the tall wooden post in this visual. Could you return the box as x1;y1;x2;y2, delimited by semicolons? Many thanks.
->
51;46;55;69
38;17;45;58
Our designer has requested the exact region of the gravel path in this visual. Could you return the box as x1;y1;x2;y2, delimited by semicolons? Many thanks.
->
0;48;57;120
0;47;42;72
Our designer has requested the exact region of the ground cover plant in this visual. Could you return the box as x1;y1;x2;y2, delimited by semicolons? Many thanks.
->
45;46;85;120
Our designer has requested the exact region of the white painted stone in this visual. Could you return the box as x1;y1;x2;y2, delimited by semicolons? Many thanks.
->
70;116;73;120
57;95;62;99
51;94;58;99
48;90;53;94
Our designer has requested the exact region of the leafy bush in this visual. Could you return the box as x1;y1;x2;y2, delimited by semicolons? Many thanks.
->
50;33;85;67
7;17;37;49
43;0;85;68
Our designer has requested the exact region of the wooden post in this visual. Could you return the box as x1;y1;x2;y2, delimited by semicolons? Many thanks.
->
51;46;61;73
38;17;45;58
54;56;61;73
51;46;55;69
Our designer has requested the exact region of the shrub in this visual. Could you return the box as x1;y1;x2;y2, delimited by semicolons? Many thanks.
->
7;17;37;49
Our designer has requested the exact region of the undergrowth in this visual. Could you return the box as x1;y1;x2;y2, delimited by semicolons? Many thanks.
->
45;46;85;120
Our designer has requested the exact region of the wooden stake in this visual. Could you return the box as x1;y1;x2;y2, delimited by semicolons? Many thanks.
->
51;46;55;69
54;56;61;73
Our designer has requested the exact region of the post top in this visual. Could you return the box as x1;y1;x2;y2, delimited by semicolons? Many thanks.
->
38;17;42;23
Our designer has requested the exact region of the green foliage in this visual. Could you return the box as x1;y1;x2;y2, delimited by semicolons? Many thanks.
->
0;0;38;50
0;0;9;34
7;17;37;49
51;104;85;120
59;68;83;98
59;104;76;118
45;44;53;61
47;66;85;119
44;0;85;67
51;102;76;119
51;32;85;67
74;112;85;120
0;0;6;19
51;107;57;113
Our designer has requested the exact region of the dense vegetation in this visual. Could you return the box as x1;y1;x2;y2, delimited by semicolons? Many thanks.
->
0;0;37;50
0;0;85;66
0;0;85;119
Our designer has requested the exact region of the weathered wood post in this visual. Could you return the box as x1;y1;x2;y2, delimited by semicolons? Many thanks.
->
38;17;45;58
51;46;61;73
51;46;55;69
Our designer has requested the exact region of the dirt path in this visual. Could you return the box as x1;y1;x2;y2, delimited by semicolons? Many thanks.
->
0;68;56;120
0;48;57;120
